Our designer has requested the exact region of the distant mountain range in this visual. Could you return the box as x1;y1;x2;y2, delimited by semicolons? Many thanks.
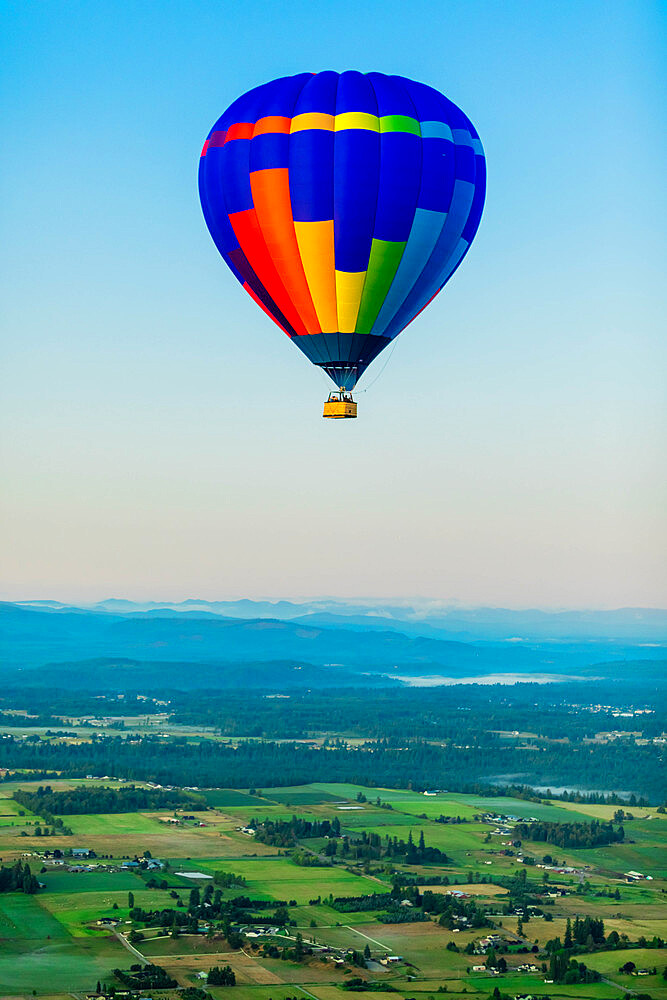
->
13;597;667;641
1;600;665;687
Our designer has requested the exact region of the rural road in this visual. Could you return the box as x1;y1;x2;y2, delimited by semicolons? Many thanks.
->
601;976;634;994
114;928;147;963
345;925;391;950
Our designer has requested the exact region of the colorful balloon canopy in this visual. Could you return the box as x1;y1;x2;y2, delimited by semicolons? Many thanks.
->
199;71;485;390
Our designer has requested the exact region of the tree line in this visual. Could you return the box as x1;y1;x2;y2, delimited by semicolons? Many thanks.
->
514;819;624;849
0;730;661;801
13;783;204;816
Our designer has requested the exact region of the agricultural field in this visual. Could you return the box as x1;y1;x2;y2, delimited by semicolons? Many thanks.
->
0;779;664;999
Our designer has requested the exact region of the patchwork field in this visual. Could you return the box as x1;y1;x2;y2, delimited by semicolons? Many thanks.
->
0;779;664;998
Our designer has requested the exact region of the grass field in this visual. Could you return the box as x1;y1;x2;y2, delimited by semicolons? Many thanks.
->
189;855;391;903
0;934;125;993
39;886;178;935
0;893;127;992
40;866;147;892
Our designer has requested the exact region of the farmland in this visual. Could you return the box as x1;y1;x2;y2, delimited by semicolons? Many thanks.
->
0;777;664;1000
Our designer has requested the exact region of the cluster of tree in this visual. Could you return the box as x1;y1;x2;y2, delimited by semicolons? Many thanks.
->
291;850;333;867
337;829;449;865
213;870;247;888
484;949;509;972
249;815;448;867
329;883;488;929
347;949;370;968
0;861;40;894
252;814;341;846
422;890;489;928
129;886;291;938
515;819;624;849
549;955;600;984
566;916;606;947
129;904;195;930
545;916;606;955
208;964;236;985
259;941;307;962
259;931;315;963
113;963;177;988
13;783;203;815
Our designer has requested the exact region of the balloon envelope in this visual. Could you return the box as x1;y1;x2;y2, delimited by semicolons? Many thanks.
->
199;71;485;389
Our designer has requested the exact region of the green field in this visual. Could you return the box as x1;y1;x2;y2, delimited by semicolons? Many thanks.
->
187;855;391;903
0;893;127;992
40;866;147;893
40;886;177;935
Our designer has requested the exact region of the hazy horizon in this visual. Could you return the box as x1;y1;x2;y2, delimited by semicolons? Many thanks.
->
4;593;667;614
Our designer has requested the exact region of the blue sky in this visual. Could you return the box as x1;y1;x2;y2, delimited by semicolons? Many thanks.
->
1;0;665;607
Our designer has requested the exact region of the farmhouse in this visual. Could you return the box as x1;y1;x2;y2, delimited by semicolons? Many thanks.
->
478;935;503;949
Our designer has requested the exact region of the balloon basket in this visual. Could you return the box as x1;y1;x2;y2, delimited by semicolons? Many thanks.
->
323;391;357;419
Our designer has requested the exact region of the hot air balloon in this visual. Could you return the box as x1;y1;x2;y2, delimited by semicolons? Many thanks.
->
198;71;485;418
